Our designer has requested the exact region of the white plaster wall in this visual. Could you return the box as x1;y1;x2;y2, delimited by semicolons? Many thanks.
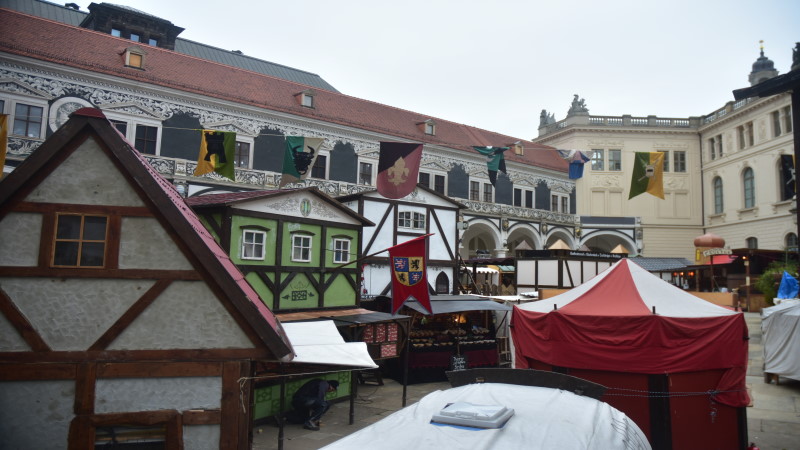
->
109;281;252;350
0;212;41;266
429;208;456;260
184;424;221;450
363;201;394;253
0;310;30;351
119;216;193;270
1;277;155;351
23;137;145;207
0;380;74;450
95;376;221;413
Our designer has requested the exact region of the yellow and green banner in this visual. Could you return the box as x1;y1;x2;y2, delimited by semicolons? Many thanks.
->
628;152;664;199
194;129;236;181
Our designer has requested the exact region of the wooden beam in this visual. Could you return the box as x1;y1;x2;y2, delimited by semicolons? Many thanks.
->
11;202;153;216
0;267;202;280
97;361;223;378
182;409;222;425
74;362;96;415
0;288;50;352
0;363;75;380
89;279;171;351
0;348;273;363
220;361;242;450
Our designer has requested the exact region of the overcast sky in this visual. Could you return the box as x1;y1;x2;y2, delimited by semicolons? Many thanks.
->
76;0;799;140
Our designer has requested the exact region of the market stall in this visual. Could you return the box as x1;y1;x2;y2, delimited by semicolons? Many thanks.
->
394;295;512;383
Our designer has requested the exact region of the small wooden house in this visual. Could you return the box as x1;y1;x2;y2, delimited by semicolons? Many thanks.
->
0;108;293;449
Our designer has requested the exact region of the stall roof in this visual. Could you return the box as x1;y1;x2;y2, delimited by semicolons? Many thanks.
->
282;320;378;368
403;295;512;314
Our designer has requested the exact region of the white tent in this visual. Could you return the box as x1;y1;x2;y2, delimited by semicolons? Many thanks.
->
321;382;650;450
763;302;800;381
282;320;377;368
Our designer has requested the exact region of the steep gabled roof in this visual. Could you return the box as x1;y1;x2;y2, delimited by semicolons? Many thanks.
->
0;107;294;360
186;186;375;226
0;8;567;173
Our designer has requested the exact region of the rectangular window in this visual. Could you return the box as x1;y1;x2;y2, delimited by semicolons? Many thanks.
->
109;119;128;135
13;103;43;138
301;93;314;108
111;28;121;37
737;126;745;149
470;181;480;201
551;194;559;212
608;149;621;171
359;162;373;185
525;190;533;208
418;172;430;188
333;238;351;264
311;154;326;179
718;134;724;157
234;141;250;168
241;230;266;260
398;211;412;228
148;38;158;46
591;149;604;171
483;183;493;203
674;151;686;173
784;106;793;133
746;122;754;147
772;111;782;137
292;235;312;262
130;33;140;42
561;196;569;214
708;138;716;160
52;214;108;267
134;125;158;154
434;175;445;194
413;212;425;229
659;151;669;172
513;188;522;207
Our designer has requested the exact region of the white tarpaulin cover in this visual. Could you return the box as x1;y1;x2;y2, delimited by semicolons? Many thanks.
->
762;299;800;320
321;383;650;450
282;320;378;368
763;302;800;381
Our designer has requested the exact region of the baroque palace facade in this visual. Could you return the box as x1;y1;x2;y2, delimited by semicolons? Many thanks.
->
0;0;579;275
534;47;797;262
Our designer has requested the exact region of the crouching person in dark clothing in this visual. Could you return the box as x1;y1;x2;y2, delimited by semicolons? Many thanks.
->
292;379;339;431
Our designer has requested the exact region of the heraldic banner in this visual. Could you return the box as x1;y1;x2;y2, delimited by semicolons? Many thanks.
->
388;233;433;315
377;142;423;199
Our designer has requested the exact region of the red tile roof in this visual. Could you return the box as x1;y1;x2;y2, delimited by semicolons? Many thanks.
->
0;8;567;173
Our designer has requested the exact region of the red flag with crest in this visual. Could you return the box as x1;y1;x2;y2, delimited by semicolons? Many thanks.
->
377;142;423;199
388;234;433;315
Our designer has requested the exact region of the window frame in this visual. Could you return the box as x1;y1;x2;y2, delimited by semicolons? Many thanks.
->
551;192;569;213
311;153;328;179
398;211;425;230
590;149;604;171
608;149;622;171
102;110;163;156
291;233;313;262
418;172;430;188
482;183;493;203
51;213;109;268
1;93;49;140
746;237;758;249
674;151;686;173
241;229;267;261
469;181;480;201
333;237;352;264
433;174;446;194
124;46;146;69
358;161;374;185
786;233;798;251
233;136;255;169
713;176;724;214
743;167;755;208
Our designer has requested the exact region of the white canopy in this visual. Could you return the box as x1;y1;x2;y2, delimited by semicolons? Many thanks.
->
321;382;650;450
282;320;378;368
763;302;800;381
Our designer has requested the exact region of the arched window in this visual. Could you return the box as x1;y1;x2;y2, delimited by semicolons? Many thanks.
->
713;177;723;214
743;167;755;208
435;272;450;294
786;233;798;251
746;237;758;249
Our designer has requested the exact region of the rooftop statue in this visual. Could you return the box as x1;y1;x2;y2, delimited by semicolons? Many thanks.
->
539;109;556;127
568;94;589;115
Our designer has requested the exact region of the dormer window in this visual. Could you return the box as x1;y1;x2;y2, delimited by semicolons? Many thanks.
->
297;90;315;108
511;142;524;155
420;119;436;136
123;47;146;69
111;28;121;37
130;33;140;42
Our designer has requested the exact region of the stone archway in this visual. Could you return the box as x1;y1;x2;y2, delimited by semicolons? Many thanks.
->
581;230;637;255
460;220;501;260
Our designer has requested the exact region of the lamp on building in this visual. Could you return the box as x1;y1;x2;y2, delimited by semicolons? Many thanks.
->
575;227;582;238
458;215;469;230
502;218;510;231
